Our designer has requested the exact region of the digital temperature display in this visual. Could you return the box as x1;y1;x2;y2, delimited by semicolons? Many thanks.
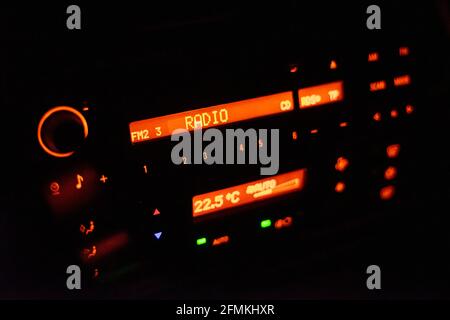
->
192;169;306;218
129;91;294;143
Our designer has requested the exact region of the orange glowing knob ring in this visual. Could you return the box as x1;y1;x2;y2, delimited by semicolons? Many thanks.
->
37;106;88;158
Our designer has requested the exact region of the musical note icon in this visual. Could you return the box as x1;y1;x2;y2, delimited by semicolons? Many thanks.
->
76;174;84;190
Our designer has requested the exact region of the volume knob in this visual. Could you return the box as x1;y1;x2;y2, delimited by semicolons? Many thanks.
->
37;106;88;158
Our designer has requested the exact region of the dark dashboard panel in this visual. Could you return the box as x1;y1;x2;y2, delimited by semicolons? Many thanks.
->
1;2;450;299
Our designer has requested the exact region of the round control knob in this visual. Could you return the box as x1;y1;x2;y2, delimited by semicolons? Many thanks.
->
37;106;89;158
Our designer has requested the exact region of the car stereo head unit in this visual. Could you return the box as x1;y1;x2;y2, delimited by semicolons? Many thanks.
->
1;2;450;299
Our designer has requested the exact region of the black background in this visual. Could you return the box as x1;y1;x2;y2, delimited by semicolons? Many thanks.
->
0;2;449;299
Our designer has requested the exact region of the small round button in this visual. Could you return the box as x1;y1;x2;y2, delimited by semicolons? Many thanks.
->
37;106;88;158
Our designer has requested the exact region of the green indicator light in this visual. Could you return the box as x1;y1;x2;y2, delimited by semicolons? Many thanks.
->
260;219;272;229
196;237;207;246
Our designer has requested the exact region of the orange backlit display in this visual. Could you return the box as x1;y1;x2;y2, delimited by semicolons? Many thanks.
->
192;169;306;218
129;92;294;143
298;81;344;109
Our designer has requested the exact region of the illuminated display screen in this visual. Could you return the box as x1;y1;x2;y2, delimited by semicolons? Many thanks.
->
192;169;306;218
298;81;344;109
129;92;294;143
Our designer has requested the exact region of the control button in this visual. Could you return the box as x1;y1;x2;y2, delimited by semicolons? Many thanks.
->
390;109;399;118
196;237;207;246
405;105;414;114
274;217;293;229
37;106;88;158
384;166;398;181
50;182;61;196
260;219;272;229
80;221;95;236
335;157;350;172
100;175;108;184
368;52;379;62
369;80;386;92
393;75;411;87
330;60;337;69
399;47;410;56
373;112;382;122
335;181;346;193
154;232;162;240
153;208;160;216
380;185;395;201
387;144;400;159
289;65;298;73
212;235;229;246
82;246;97;259
88;246;97;259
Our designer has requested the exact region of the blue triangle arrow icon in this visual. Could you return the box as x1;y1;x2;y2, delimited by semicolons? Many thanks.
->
154;232;162;240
